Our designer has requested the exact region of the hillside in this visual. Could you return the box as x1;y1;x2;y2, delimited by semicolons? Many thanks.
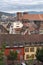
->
0;11;15;18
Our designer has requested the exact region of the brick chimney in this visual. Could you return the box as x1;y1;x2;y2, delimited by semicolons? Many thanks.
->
16;12;23;21
23;12;28;14
22;12;29;20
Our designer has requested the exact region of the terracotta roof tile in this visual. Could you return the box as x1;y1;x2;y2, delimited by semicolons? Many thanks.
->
22;14;43;20
23;23;35;31
17;12;43;20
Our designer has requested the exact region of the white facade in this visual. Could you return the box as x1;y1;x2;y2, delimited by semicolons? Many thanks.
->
13;21;23;28
9;21;23;34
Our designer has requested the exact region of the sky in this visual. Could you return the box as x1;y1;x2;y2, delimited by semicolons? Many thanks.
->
0;0;43;13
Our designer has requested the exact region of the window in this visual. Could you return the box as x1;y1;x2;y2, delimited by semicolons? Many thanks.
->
5;41;10;47
13;41;18;46
5;41;8;46
16;49;21;53
25;48;29;52
39;30;43;34
26;54;29;59
30;54;35;58
30;47;34;52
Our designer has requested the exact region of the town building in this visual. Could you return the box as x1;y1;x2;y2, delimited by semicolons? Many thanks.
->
16;12;43;34
0;12;43;60
0;12;43;34
0;34;43;60
9;21;23;34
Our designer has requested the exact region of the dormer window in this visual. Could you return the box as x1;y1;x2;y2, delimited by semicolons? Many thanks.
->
5;41;10;47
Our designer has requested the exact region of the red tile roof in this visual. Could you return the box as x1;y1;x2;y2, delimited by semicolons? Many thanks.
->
22;14;43;20
17;12;43;20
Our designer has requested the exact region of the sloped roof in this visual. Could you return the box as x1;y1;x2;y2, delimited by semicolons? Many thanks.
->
0;34;43;47
17;12;43;20
22;14;43;20
0;25;9;34
7;23;11;28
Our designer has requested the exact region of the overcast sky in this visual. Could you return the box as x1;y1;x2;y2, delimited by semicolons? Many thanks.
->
0;0;43;13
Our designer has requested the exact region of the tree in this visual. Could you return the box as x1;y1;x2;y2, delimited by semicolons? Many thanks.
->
1;42;6;52
0;43;6;65
0;50;3;61
7;50;18;65
27;55;34;65
36;48;43;62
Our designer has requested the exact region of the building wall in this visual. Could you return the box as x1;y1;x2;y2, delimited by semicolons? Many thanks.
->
0;47;24;60
9;21;23;34
0;46;43;60
24;46;43;60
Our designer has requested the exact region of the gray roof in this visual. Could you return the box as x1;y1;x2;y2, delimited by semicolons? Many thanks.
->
0;25;9;34
0;34;43;48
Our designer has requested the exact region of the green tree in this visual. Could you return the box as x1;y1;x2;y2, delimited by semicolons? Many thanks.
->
7;50;18;60
36;48;43;62
1;42;6;52
27;55;34;65
7;50;18;64
0;43;6;65
0;50;3;61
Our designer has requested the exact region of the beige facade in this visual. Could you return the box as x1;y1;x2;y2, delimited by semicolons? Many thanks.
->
24;46;43;60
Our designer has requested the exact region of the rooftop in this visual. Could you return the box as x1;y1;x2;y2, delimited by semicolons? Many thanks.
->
0;34;43;47
16;12;43;21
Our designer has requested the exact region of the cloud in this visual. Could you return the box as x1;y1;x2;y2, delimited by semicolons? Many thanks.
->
0;0;43;4
0;0;43;13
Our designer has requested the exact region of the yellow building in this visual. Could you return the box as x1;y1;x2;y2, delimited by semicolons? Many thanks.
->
24;46;43;60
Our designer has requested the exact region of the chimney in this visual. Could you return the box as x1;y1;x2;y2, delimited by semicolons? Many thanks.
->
23;12;28;17
23;12;28;15
16;12;22;21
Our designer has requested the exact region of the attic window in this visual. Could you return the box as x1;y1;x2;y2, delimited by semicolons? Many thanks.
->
39;42;43;45
34;21;37;24
5;41;10;47
13;41;18;46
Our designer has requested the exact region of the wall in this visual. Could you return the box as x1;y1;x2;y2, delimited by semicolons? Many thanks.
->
4;47;24;60
24;46;43;60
